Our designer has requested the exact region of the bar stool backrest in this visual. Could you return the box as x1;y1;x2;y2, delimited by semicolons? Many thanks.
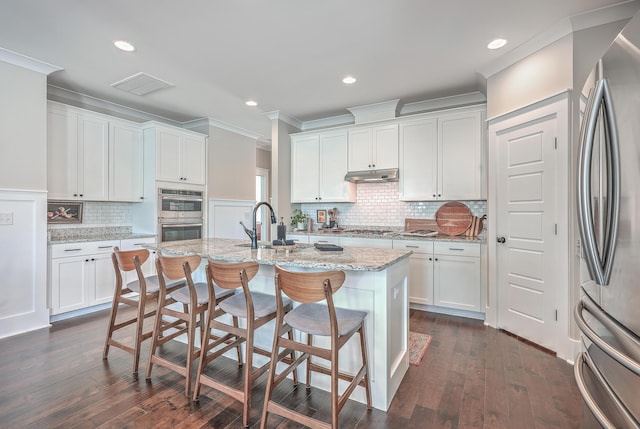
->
274;266;345;303
207;261;259;290
156;254;202;281
113;247;150;272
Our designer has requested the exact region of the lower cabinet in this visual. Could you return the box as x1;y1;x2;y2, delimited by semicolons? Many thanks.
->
49;237;157;316
393;240;482;313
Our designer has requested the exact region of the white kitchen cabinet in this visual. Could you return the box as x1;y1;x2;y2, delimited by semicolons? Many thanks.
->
348;123;398;171
151;125;206;185
49;240;118;315
48;104;109;201
433;241;481;312
286;234;309;244
109;121;144;202
308;235;340;246
393;240;434;305
291;131;355;203
399;107;484;201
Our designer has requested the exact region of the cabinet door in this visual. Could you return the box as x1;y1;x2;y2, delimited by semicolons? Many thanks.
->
434;254;481;312
439;111;482;200
156;129;182;182
348;128;373;171
339;237;392;248
47;107;79;200
181;135;206;185
408;253;434;305
319;132;355;202
372;124;398;169
89;253;117;306
109;121;143;202
399;119;438;201
50;255;87;315
291;135;320;202
78;113;109;200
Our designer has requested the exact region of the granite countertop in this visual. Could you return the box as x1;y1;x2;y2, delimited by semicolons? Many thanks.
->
289;229;486;243
143;238;412;272
48;232;156;245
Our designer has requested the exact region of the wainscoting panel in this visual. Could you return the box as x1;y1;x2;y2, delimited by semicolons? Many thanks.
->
208;199;255;239
0;189;49;339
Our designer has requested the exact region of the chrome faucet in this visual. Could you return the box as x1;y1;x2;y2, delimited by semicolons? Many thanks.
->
249;201;277;249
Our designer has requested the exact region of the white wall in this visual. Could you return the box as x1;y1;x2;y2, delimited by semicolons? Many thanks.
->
207;126;257;201
0;60;49;338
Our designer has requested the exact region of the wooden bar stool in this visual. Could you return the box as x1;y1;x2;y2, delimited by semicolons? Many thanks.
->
103;246;184;374
261;265;372;429
193;260;295;428
145;254;235;397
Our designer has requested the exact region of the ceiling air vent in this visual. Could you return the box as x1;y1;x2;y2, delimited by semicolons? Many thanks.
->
110;72;174;96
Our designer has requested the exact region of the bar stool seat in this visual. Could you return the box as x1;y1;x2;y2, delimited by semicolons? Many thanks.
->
219;291;285;319
284;303;367;336
261;265;372;429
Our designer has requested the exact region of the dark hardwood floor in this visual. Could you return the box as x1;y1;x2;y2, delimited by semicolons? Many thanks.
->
0;308;583;428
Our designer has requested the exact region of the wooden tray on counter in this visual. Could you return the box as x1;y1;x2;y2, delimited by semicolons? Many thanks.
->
435;202;473;236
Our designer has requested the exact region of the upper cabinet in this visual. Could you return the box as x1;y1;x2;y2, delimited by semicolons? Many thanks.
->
291;131;355;203
48;103;110;201
348;123;398;171
400;106;485;201
109;121;144;202
149;125;206;185
48;102;144;202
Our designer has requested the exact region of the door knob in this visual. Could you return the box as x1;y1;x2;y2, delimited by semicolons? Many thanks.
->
497;236;506;244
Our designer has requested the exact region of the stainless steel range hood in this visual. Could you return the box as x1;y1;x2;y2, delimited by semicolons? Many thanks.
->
344;168;399;183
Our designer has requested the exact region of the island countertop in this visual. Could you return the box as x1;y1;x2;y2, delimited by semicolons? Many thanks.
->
144;237;412;272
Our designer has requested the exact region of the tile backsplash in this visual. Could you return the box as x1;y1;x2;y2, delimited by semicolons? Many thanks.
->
297;181;486;227
48;201;135;231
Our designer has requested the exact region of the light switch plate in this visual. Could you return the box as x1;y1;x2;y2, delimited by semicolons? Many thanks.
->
0;212;14;225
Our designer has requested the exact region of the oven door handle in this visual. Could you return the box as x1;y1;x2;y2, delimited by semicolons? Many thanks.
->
160;196;203;202
160;223;203;228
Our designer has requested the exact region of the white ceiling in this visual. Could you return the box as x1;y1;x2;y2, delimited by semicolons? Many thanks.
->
0;0;635;139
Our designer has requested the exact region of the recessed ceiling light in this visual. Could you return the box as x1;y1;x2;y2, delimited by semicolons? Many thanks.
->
342;76;357;84
245;100;258;107
487;38;507;50
114;40;135;52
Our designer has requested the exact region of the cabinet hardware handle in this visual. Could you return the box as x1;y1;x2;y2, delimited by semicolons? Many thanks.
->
433;194;436;197
435;258;438;261
428;257;432;261
449;248;464;251
79;194;83;197
73;193;78;197
85;259;89;262
140;196;144;200
98;246;112;249
64;248;82;252
91;258;95;261
406;245;419;248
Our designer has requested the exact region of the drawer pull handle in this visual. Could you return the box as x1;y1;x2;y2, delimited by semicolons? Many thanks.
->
64;248;82;252
449;248;464;251
98;246;113;249
405;245;419;248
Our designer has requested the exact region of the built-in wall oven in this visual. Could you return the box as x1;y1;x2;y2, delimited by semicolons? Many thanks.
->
158;188;204;242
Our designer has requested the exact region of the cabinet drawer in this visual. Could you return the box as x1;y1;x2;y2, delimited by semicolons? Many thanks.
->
50;240;119;258
392;239;433;254
119;237;156;251
434;241;480;257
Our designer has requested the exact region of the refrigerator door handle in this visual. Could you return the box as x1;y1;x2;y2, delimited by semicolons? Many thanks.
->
577;79;621;286
575;352;640;429
575;296;640;376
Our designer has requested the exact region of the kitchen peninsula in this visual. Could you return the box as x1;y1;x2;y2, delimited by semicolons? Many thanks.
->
144;237;412;411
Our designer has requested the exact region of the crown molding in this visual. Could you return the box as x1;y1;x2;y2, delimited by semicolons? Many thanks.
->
301;114;354;131
182;117;265;140
47;85;183;126
400;92;486;115
478;0;640;79
264;110;302;129
0;47;62;75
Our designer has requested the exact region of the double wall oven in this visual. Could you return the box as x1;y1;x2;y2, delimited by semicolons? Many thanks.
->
158;188;203;242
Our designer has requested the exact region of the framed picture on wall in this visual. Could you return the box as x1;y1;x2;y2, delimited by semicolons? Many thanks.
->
317;209;327;225
47;202;83;224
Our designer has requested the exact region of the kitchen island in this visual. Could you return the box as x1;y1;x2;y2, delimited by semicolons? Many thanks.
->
144;237;412;411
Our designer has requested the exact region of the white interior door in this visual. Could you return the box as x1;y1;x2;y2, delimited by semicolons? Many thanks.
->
496;114;558;351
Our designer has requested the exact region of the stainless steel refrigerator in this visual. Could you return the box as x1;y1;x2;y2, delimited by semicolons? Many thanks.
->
575;11;640;429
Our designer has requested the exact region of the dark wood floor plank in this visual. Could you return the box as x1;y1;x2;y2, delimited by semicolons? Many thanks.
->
0;308;586;429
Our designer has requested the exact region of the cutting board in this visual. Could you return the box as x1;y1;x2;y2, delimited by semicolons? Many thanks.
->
435;202;473;236
404;218;439;233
